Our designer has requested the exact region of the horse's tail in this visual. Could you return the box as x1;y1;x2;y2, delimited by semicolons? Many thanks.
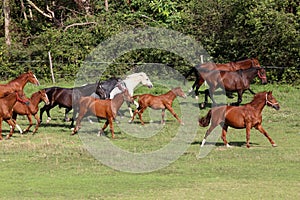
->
132;95;141;99
184;67;197;85
198;109;212;127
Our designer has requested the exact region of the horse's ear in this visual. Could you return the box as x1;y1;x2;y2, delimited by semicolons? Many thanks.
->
268;91;272;95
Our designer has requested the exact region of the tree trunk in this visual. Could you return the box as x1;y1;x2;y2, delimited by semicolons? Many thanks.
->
105;0;108;11
3;0;11;47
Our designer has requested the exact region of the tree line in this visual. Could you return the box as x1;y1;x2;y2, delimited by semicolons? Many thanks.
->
1;0;299;83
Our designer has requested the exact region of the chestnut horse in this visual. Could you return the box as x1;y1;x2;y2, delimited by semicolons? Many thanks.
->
199;91;280;148
0;91;28;140
200;67;267;108
0;71;40;98
129;87;186;125
72;89;133;138
185;58;261;98
12;90;50;134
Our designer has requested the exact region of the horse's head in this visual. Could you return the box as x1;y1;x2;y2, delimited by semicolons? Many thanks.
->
39;89;50;105
257;68;267;84
27;71;40;86
251;58;261;68
173;87;187;98
265;91;280;110
95;81;107;99
138;72;153;88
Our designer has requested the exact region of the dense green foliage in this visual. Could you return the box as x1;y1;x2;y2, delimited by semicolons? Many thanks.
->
0;0;299;83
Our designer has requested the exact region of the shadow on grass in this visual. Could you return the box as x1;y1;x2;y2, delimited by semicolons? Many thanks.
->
191;140;259;147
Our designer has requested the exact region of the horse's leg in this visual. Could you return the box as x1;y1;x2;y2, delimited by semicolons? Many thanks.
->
0;118;3;140
71;106;88;135
6;119;16;139
98;120;109;137
137;107;147;125
236;90;243;106
200;123;218;147
129;109;138;123
245;123;252;148
64;108;71;122
12;113;23;134
248;88;256;95
161;108;166;125
255;124;277;147
108;118;115;139
32;114;40;135
200;89;210;109
23;114;33;133
221;124;231;147
195;78;205;100
165;105;183;125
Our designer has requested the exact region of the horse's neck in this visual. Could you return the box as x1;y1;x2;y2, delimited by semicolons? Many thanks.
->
164;90;177;101
124;78;140;95
242;69;257;81
111;93;124;114
248;95;266;113
236;59;252;69
8;75;27;90
28;93;41;112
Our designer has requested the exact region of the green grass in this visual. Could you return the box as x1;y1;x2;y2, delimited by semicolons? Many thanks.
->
0;83;299;199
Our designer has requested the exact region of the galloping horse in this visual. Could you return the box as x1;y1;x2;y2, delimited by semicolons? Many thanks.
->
184;58;261;98
199;91;280;148
13;90;50;134
109;72;153;117
39;82;106;127
0;71;40;98
200;67;267;108
129;87;186;125
72;89;133;138
0;91;28;140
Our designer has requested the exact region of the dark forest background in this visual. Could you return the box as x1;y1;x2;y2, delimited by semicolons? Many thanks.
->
1;0;299;83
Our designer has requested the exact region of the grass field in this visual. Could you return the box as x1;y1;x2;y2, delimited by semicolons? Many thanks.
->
0;82;299;199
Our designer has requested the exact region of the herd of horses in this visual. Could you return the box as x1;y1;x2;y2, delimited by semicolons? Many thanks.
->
0;58;280;148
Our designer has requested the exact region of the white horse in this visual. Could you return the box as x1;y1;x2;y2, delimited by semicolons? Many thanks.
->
110;72;153;117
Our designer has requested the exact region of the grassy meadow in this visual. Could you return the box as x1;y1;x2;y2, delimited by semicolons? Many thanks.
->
0;82;299;199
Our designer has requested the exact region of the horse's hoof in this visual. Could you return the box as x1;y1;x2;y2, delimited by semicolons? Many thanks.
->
226;144;232;148
181;122;185;126
272;143;277;147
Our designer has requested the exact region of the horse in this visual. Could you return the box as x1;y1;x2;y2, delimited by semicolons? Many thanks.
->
72;89;134;138
12;90;50;134
39;82;106;127
129;87;186;125
200;67;267;108
0;91;29;140
199;91;280;148
0;71;40;98
91;77;124;99
184;58;261;98
94;73;153;117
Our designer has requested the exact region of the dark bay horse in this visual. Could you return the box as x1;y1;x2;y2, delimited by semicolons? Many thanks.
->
0;91;28;140
0;71;40;98
39;82;106;127
199;91;280;148
184;58;261;98
129;87;186;125
13;90;50;134
72;89;133;138
200;67;267;108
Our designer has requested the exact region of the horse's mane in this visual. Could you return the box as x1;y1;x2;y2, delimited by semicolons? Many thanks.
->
126;72;145;78
248;91;266;105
